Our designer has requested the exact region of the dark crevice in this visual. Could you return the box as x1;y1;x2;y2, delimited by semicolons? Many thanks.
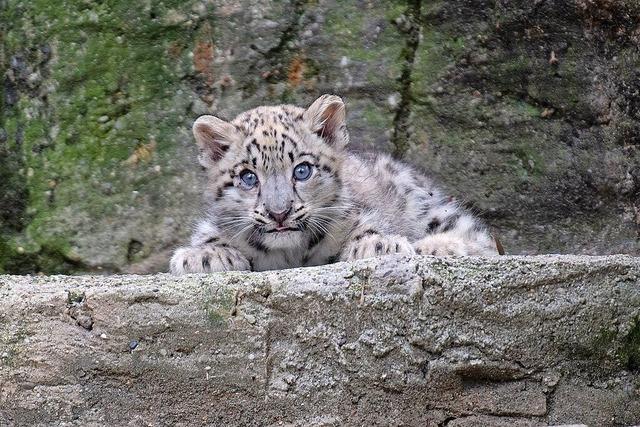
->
438;416;457;427
390;0;422;159
126;239;144;263
241;0;308;97
262;0;307;67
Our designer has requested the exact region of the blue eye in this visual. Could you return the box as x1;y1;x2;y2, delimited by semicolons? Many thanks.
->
240;170;258;188
293;163;312;181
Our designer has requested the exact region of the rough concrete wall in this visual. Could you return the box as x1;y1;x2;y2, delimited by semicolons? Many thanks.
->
1;1;639;274
1;255;639;426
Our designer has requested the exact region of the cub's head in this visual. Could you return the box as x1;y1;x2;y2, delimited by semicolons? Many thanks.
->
193;94;349;251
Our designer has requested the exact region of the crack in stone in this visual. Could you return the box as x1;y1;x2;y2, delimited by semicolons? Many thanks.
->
390;0;422;159
242;0;308;96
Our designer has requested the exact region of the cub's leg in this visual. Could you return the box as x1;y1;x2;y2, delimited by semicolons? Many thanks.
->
340;212;415;261
170;244;251;274
413;211;498;256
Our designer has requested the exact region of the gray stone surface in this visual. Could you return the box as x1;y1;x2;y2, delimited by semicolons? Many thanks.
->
1;255;639;426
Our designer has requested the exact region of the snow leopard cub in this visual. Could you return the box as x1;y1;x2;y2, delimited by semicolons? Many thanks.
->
170;94;499;274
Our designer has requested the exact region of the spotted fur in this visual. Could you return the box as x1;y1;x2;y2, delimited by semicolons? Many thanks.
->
170;95;499;274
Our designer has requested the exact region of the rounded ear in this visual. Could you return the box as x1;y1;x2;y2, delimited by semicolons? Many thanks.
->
192;115;240;168
303;94;349;148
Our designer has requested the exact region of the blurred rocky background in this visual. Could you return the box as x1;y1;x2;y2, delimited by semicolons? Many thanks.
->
0;0;638;274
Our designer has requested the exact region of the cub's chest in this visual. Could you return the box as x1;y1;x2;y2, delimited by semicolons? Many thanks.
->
249;235;343;271
250;249;305;272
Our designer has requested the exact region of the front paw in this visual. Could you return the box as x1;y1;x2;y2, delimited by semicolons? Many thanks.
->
170;245;250;274
341;234;415;261
413;235;469;256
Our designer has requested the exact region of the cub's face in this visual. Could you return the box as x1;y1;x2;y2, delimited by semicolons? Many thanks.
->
193;95;350;251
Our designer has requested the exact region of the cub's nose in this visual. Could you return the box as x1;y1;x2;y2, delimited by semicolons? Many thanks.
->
267;208;291;225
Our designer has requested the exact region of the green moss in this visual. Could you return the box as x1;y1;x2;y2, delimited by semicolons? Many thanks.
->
0;240;14;274
512;144;547;177
1;0;208;273
411;8;467;97
0;327;28;367
590;326;619;358
513;100;542;118
362;104;392;129
584;320;640;372
67;290;86;305
621;317;640;372
203;284;237;326
346;266;373;297
324;1;403;81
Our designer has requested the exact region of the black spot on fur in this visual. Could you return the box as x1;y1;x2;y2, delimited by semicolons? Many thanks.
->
205;237;218;244
473;221;486;233
299;152;320;162
375;242;383;254
441;214;460;232
292;182;303;201
248;234;268;252
354;229;378;241
427;219;440;233
321;165;332;173
307;231;326;250
202;255;210;269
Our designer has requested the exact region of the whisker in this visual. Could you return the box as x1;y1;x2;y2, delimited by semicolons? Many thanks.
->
228;223;255;245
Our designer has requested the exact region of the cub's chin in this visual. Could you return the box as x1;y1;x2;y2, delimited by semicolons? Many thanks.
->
261;229;306;250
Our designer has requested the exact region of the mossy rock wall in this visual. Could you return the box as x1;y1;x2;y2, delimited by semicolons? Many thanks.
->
1;0;639;273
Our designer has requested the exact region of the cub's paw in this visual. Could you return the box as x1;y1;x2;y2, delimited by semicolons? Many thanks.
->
341;234;415;261
413;235;469;256
170;245;250;274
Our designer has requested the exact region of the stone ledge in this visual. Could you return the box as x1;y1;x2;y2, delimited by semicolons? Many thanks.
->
1;255;639;426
